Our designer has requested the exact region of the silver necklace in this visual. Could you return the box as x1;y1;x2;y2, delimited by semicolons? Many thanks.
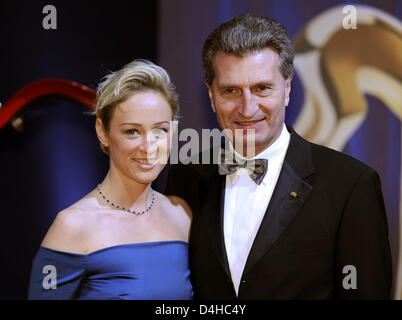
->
97;184;155;215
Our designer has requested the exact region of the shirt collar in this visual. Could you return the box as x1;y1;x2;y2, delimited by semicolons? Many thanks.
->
253;123;290;161
225;123;290;162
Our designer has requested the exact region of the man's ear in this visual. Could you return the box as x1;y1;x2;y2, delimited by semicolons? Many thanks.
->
284;73;293;107
205;80;216;113
95;118;109;147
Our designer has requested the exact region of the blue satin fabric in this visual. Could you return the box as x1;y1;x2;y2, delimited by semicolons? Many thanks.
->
27;241;193;300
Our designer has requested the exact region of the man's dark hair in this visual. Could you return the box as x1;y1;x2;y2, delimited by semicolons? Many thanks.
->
202;13;294;84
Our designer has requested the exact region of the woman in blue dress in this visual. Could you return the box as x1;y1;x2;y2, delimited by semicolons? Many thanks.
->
28;60;193;300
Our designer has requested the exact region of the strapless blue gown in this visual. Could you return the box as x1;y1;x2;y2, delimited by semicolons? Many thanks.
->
27;241;193;300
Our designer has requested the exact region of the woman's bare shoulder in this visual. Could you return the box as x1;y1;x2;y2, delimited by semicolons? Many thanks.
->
164;194;192;221
40;195;99;254
160;193;192;241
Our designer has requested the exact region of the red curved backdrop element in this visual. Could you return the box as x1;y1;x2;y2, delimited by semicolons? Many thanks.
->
0;79;97;128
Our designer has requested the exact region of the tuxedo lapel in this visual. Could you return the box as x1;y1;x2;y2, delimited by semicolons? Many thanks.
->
202;166;232;281
242;127;315;277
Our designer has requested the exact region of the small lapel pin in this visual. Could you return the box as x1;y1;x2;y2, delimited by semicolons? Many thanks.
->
289;191;298;198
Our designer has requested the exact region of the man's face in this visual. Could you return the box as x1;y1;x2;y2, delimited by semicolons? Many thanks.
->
206;48;292;156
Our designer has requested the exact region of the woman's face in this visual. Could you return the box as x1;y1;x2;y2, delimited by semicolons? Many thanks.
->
97;90;173;185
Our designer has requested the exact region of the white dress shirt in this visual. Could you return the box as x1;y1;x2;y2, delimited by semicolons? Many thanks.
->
223;124;290;295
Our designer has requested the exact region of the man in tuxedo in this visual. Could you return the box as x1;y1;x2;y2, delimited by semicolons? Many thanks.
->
166;14;392;299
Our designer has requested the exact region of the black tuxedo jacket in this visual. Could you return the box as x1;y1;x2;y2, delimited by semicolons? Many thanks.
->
166;126;392;299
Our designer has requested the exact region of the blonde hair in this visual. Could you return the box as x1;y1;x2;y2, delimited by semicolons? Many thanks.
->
95;59;179;154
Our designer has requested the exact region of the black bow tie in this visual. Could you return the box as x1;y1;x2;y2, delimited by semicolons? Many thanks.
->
218;148;268;185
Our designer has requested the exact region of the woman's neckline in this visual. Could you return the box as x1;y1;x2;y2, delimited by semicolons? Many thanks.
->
40;240;188;256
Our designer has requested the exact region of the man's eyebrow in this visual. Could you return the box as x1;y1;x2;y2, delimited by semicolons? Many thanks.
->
217;80;274;88
216;83;241;89
252;81;274;86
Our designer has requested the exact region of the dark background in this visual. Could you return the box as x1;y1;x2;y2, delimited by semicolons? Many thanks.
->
0;0;400;299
